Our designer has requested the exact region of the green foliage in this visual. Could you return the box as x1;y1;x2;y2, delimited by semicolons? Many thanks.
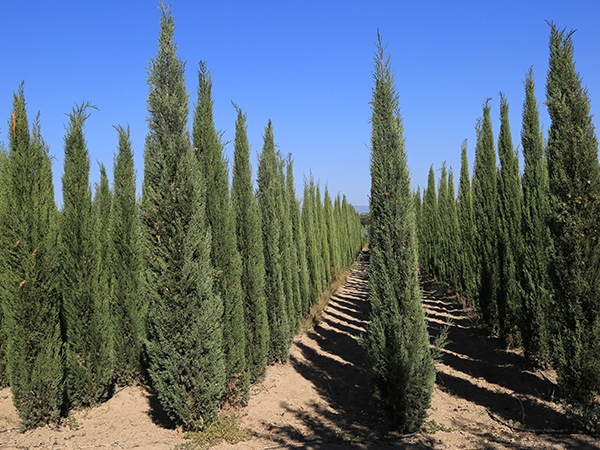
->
0;137;10;388
92;164;115;374
111;126;146;384
60;102;112;408
362;35;434;433
315;185;331;286
142;5;225;429
457;141;477;301
257;121;290;363
545;23;600;420
472;99;500;332
496;93;522;346
286;157;310;325
0;88;63;429
445;168;461;290
520;68;552;366
193;62;248;403
276;154;299;334
420;166;438;277
231;106;269;383
324;186;341;279
302;177;324;308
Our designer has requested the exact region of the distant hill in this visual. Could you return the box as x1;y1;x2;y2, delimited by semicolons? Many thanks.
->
353;205;369;214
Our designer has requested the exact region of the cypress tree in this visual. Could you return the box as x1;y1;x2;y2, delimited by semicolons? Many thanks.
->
520;68;552;366
61;103;112;408
343;195;362;262
457;140;477;301
446;168;461;290
420;166;438;277
302;177;322;310
0;146;7;388
92;164;115;375
111;125;145;384
286;157;310;320
193;62;247;402
472;99;499;332
231;105;269;382
0;89;63;428
545;24;600;421
285;156;307;326
496;93;522;346
257;121;290;363
142;4;225;429
324;185;341;279
276;154;298;333
362;35;435;433
315;184;331;286
437;164;449;281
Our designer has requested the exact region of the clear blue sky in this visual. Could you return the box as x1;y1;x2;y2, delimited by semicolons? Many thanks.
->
1;1;599;208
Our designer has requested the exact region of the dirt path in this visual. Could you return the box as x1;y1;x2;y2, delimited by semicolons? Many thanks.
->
0;250;599;449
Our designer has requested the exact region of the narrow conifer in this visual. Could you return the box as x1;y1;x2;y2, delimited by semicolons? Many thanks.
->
472;100;500;332
362;35;435;433
61;103;112;408
92;164;115;376
142;4;225;429
193;62;247;402
1;88;63;428
457;141;477;301
420;166;438;277
546;24;600;422
231;106;269;382
286;157;310;322
302;177;322;310
257;121;290;363
111;126;145;384
276;155;298;333
520;68;552;366
0;146;7;388
496;93;522;346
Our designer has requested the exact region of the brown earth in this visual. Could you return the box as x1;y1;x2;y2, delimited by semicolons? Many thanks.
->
1;250;599;449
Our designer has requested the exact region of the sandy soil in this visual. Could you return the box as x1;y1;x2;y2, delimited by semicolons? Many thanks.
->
1;250;599;449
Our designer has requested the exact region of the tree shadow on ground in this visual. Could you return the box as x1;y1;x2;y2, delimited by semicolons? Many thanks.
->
423;277;600;448
269;251;438;448
146;387;177;429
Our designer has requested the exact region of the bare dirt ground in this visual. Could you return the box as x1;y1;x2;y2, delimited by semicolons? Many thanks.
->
1;250;599;449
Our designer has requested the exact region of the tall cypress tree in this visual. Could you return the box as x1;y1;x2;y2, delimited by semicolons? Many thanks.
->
362;35;434;433
286;157;310;322
545;24;600;421
437;164;449;281
324;186;341;279
276;154;298;333
315;184;331;286
193;62;248;402
257;121;290;363
0;89;63;428
457;140;476;301
496;93;522;346
111;126;145;384
520;68;552;366
420;166;438;277
231;106;269;382
446;168;461;290
302;177;322;310
92;164;115;377
61;103;112;408
472;99;499;332
0;145;8;388
142;5;225;429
